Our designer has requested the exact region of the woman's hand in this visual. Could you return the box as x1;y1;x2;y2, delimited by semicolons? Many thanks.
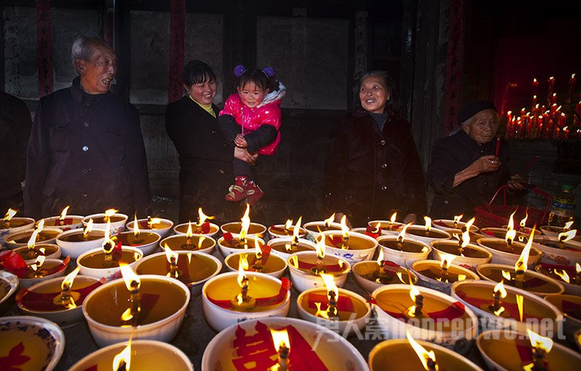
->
507;174;527;191
453;155;501;187
234;147;258;164
234;134;248;148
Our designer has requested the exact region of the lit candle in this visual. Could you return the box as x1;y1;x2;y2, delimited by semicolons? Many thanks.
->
557;229;576;249
252;239;264;272
30;255;47;278
567;73;577;103
196;207;214;233
396;223;412;251
103;208;117;223
83;219;94;241
314;273;339;319
324;213;335;229
270;329;290;371
519;210;528;230
576;263;581;284
504;211;517;249
25;220;44;259
516;293;524;322
453;214;463;229
488;281;507;316
184;221;194;249
339;215;350;249
53;267;81;309
514;227;536;287
405;279;425;319
3;208;17;228
59;206;70;226
438;253;457;283
164;243;180;279
231;254;255;310
311;237;327;275
112;338;132;371
564;221;574;231
406;329;438;371
284;217;303;252
547;76;555;107
132;215;143;243
423;216;432;237
101;220;116;268
389;212;398;230
524;329;553;371
532;78;539;97
120;264;141;327
238;204;251;249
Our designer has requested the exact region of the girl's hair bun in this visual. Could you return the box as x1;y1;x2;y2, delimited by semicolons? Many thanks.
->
234;64;247;77
262;67;276;78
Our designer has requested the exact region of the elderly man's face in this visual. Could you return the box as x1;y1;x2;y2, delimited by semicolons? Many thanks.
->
463;109;499;145
78;45;117;94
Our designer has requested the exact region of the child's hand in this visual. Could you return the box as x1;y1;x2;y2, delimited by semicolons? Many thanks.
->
234;134;248;148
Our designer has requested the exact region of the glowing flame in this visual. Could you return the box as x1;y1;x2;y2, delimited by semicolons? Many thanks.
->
254;239;262;258
186;221;193;238
494;281;508;299
148;218;162;227
520;210;529;228
237;254;249;287
314;302;330;319
112;338;132;371
517;294;524;322
577;263;581;275
292;217;302;243
315;236;326;260
376;249;384;265
340;215;349;239
120;264;141;293
515;227;535;273
409;283;420;303
60;206;70;220
164;243;178;266
239;204;251;241
27;219;45;250
423;216;432;232
83;219;94;237
197;235;206;249
390;212;397;224
197;207;214;226
558;229;577;243
564;221;574;230
4;208;17;221
454;214;463;225
321;273;339;304
397;223;412;243
285;219;293;230
439;252;457;271
61;267;80;291
396;271;407;284
104;208;117;222
505;210;517;245
526;328;553;353
554;269;570;283
133;215;140;237
502;270;512;281
30;255;46;271
461;218;474;248
324;213;335;228
406;329;438;371
270;328;290;353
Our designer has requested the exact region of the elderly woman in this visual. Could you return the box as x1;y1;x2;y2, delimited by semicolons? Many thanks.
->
427;100;524;219
165;60;256;223
323;71;426;227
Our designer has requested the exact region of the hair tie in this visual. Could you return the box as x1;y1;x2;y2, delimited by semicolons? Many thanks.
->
234;65;247;77
262;67;275;78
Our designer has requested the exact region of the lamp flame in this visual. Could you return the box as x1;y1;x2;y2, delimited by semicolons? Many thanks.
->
564;221;574;230
406;329;438;371
323;213;335;228
494;281;508;299
271;328;290;352
526;328;553;353
454;214;463;226
83;219;94;237
409;283;420;303
61;267;80;291
186;221;193;238
285;219;293;230
197;235;206;250
60;206;70;220
239;204;251;242
439;252;457;271
292;217;302;243
164;243;178;266
390;212;397;224
461;218;473;248
321;273;339;304
237;254;249;287
558;229;577;243
27;220;45;250
577;263;581;275
104;208;117;222
517;294;524;322
515;227;535;274
502;270;512;281
377;249;384;265
4;208;17;221
31;255;46;272
315;236;326;260
112;338;132;371
505;210;517;245
339;215;349;238
423;216;432;232
120;264;141;292
198;207;214;226
554;269;570;283
397;223;412;243
520;210;529;228
121;308;133;322
133;215;140;237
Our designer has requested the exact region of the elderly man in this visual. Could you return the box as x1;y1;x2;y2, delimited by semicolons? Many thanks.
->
427;100;524;219
24;35;150;218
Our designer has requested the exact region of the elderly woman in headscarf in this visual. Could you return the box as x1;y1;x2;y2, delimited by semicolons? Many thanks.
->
427;100;525;219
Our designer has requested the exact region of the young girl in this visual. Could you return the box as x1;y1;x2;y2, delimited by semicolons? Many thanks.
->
217;65;285;205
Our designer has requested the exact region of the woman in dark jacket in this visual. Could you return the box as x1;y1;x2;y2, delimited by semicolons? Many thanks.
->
323;71;426;227
165;60;256;223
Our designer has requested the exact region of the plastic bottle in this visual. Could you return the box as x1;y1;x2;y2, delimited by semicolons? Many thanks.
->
548;184;576;226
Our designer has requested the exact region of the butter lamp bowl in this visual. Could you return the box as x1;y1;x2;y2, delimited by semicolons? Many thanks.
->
410;259;480;294
267;237;316;260
286;251;351;293
76;246;143;282
201;271;291;332
531;237;581;266
14;243;61;264
267;223;307;240
220;221;267;238
0;216;35;246
201;317;369;371
173;221;220;238
433;219;480;233
82;212;128;235
431;240;492;270
320;230;378;264
405;225;452;245
372;283;479;354
476;263;564;297
477;329;581;371
127;218;174;239
113;230;161;256
377;235;431;267
224;252;287;278
369;338;484;371
217;235;265;257
534;263;581;296
351;260;418;294
296;287;372;336
303;220;342;241
476;237;543;268
0;316;65;371
479;227;529;241
15;275;102;327
19;258;69;289
55;228;106;260
37;215;84;231
368;219;404;235
451;280;563;335
543;294;581;341
160;234;216;255
82;274;191;347
69;340;193;371
0;271;19;315
3;227;63;250
135;251;222;296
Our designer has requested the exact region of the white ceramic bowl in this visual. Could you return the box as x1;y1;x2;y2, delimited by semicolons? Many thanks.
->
83;213;128;235
19;258;70;289
37;215;84;231
351;260;418;293
267;223;307;240
173;221;220;238
451;280;563;335
134;251;222;296
217;235;265;257
224;251;287;278
320;230;378;264
0;271;19;314
0;217;35;246
287;251;351;293
376;235;431;267
0;316;65;371
220;221;267;238
16;275;103;327
410;259;480;294
368;220;404;235
126;218;175;239
69;339;193;371
55;228;106;260
477;329;581;371
201;317;369;371
372;283;478;354
534;264;581;296
267;237;317;260
476;237;543;268
476;263;565;297
430;240;492;270
544;294;581;342
532;238;581;266
303;220;343;242
13;243;61;264
160;234;216;255
83;275;190;347
296;287;372;337
433;219;480;233
405;225;452;246
479;227;530;242
201;272;291;332
113;230;161;256
76;246;143;281
3;227;63;250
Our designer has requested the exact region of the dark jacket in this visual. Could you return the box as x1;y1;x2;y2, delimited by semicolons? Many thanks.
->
24;78;151;218
427;130;512;219
0;91;32;199
323;110;427;227
165;96;237;223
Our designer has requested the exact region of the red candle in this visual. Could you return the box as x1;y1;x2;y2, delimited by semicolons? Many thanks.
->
551;93;557;105
547;76;555;107
559;113;567;139
568;73;577;103
532;78;539;96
